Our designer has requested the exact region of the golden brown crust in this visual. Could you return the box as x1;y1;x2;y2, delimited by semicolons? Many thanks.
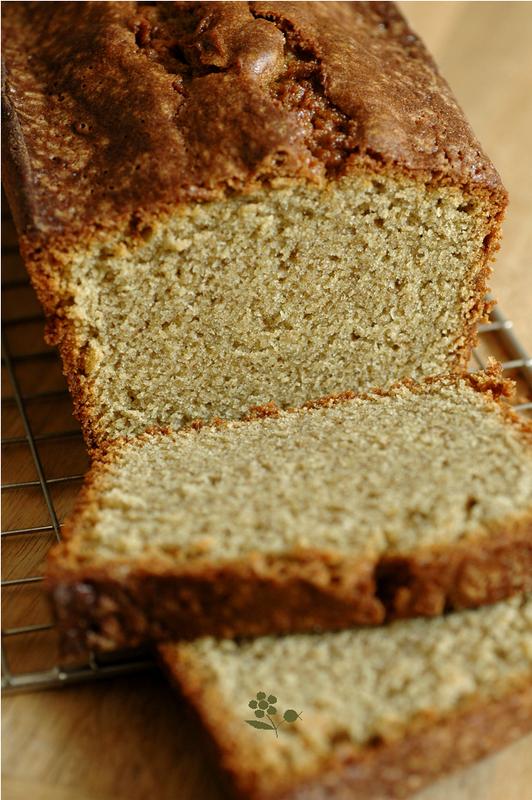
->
377;517;532;619
159;643;532;800
46;549;383;654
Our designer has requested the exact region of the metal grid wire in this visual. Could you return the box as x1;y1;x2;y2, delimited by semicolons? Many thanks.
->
2;206;532;695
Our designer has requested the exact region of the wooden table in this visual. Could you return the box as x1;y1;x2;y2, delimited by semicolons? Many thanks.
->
2;3;531;799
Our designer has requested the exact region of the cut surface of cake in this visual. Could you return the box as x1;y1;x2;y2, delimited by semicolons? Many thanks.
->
46;364;532;653
1;1;507;446
159;594;532;800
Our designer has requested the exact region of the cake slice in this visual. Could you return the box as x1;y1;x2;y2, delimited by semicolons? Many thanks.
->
46;363;532;653
2;1;507;448
159;594;532;800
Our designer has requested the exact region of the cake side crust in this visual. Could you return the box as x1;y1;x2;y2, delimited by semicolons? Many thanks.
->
45;513;532;654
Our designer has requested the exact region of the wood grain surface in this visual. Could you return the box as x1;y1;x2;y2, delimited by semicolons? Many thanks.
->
2;3;531;800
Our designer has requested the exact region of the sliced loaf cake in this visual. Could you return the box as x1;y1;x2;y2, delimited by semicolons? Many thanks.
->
46;363;532;653
159;594;532;800
2;2;507;447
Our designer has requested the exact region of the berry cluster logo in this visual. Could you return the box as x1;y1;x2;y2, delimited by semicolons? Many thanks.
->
245;691;302;737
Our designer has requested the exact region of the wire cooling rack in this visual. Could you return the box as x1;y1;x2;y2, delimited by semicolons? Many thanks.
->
2;204;532;695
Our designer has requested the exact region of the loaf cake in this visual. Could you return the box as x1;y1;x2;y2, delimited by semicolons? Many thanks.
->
1;1;507;448
46;363;532;653
159;594;532;800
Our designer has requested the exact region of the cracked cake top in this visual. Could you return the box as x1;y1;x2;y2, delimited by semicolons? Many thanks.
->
2;1;504;247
